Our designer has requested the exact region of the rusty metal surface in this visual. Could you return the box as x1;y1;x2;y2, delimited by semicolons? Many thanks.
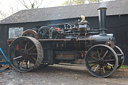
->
22;29;39;39
39;38;95;41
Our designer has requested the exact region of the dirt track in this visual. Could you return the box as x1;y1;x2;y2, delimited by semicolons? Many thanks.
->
0;64;128;85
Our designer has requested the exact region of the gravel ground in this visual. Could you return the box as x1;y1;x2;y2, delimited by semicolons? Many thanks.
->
0;64;128;85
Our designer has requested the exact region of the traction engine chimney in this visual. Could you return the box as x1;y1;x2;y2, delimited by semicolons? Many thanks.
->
98;6;107;35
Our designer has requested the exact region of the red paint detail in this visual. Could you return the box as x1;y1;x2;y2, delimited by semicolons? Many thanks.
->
54;27;60;31
16;44;19;50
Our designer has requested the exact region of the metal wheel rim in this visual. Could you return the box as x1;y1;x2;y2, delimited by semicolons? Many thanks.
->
114;46;124;69
38;26;49;39
8;36;43;72
22;29;39;39
85;44;118;78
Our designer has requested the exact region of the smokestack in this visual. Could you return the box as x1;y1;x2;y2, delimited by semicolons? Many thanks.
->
98;2;107;35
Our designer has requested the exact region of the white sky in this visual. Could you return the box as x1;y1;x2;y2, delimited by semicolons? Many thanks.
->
0;0;66;19
0;0;113;19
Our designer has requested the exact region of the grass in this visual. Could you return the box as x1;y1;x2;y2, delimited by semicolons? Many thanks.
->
120;65;128;69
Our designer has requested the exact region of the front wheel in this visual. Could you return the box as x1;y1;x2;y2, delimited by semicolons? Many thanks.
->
85;44;118;78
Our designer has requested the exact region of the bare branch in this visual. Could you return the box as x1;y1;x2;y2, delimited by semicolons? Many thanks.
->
19;0;30;9
34;0;38;8
0;11;7;19
18;0;44;9
29;0;33;5
37;0;43;8
22;0;27;5
33;0;36;4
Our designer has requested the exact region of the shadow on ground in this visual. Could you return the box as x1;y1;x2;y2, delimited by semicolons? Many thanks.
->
0;64;128;85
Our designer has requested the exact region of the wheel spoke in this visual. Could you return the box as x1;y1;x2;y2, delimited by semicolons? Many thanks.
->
102;50;109;59
26;60;30;68
107;63;113;67
99;66;102;75
97;49;101;58
28;46;34;51
90;64;97;68
29;53;37;56
117;54;123;56
42;30;47;36
28;57;36;64
31;48;36;52
26;61;28;68
88;60;97;63
25;40;30;50
103;66;106;74
94;64;99;72
13;56;22;60
20;59;25;68
90;55;98;60
105;59;114;62
107;63;114;70
24;42;28;50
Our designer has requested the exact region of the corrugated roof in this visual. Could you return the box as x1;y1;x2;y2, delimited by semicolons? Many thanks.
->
0;0;128;24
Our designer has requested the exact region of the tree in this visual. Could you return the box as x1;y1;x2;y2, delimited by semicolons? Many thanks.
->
0;3;7;20
88;0;101;3
0;11;7;20
61;0;110;6
18;0;44;9
61;0;85;6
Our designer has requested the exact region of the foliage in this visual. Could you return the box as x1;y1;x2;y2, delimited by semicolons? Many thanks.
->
18;0;44;9
88;0;101;3
61;0;106;6
0;3;7;19
61;0;85;6
120;65;128;69
0;11;7;20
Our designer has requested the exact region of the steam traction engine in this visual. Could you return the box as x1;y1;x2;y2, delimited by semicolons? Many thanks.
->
8;7;124;77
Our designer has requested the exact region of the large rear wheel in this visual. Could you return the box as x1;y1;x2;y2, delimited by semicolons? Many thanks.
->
85;44;118;77
8;37;43;72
